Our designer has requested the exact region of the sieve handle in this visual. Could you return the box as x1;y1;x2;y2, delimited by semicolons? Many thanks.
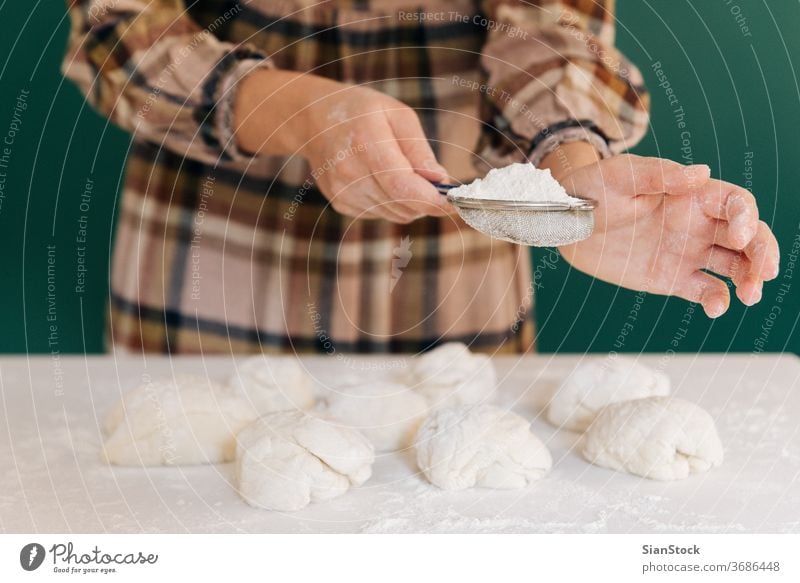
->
432;182;456;196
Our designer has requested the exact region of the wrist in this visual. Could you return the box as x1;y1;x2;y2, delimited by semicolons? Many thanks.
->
538;141;601;183
234;69;336;157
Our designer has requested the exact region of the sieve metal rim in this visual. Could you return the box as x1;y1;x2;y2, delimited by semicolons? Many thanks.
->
446;196;596;212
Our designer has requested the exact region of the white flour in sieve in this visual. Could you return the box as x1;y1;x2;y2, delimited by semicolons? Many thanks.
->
449;162;582;205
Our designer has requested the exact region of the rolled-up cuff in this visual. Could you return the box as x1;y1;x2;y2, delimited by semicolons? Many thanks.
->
527;121;612;167
198;48;275;163
474;116;613;175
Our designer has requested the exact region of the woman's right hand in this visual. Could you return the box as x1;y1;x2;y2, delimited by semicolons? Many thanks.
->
235;70;452;223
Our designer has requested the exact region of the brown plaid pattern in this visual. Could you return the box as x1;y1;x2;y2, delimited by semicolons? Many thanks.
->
62;0;649;354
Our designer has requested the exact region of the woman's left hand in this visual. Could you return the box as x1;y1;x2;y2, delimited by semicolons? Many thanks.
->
557;154;780;318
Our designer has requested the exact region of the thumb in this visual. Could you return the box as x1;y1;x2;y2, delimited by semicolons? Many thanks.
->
386;107;449;182
609;155;712;196
565;154;711;198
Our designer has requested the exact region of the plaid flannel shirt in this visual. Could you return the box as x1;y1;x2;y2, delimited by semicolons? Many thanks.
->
62;0;650;354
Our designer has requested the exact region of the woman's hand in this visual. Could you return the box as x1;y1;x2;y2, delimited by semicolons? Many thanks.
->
235;70;451;223
557;154;780;318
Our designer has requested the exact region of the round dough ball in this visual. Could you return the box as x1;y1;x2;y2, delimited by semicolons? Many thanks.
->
235;411;375;511
415;405;552;490
411;343;496;409
323;382;430;452
323;369;368;390
547;356;671;432
227;355;315;414
103;375;254;466
582;397;723;481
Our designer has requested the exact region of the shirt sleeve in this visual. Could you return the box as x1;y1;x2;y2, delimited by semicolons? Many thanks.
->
61;0;273;165
476;0;650;170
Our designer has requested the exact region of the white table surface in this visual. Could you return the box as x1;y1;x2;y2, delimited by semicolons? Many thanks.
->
1;353;798;534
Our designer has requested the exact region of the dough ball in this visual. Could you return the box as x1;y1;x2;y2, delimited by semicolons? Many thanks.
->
582;397;724;481
323;382;430;452
547;356;671;432
227;355;315;414
415;405;552;490
411;343;496;409
103;375;254;466
235;411;375;511
324;369;367;390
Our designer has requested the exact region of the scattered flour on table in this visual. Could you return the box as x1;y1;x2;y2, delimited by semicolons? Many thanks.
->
7;363;792;534
361;507;572;534
354;476;746;534
0;426;756;534
717;383;789;447
448;163;582;204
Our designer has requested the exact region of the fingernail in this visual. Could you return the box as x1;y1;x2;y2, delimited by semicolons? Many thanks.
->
705;299;725;318
732;230;750;249
731;221;754;249
685;164;711;179
741;283;762;306
731;209;751;227
687;164;711;176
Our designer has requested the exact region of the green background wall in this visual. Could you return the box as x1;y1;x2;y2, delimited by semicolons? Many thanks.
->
0;1;797;354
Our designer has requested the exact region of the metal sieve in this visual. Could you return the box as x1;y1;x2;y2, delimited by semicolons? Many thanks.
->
434;183;596;247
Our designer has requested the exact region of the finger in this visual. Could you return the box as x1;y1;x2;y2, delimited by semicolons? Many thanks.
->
342;202;404;222
332;171;424;223
386;197;437;221
697;180;759;248
383;210;422;224
736;274;763;306
352;209;383;220
360;188;422;223
362;184;436;222
704;246;762;306
371;201;422;224
328;199;363;219
386;107;449;182
743;221;780;281
578;154;711;196
705;246;749;281
373;163;454;217
708;219;749;251
373;209;418;223
676;270;731;318
708;220;779;284
359;205;416;222
367;129;453;217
